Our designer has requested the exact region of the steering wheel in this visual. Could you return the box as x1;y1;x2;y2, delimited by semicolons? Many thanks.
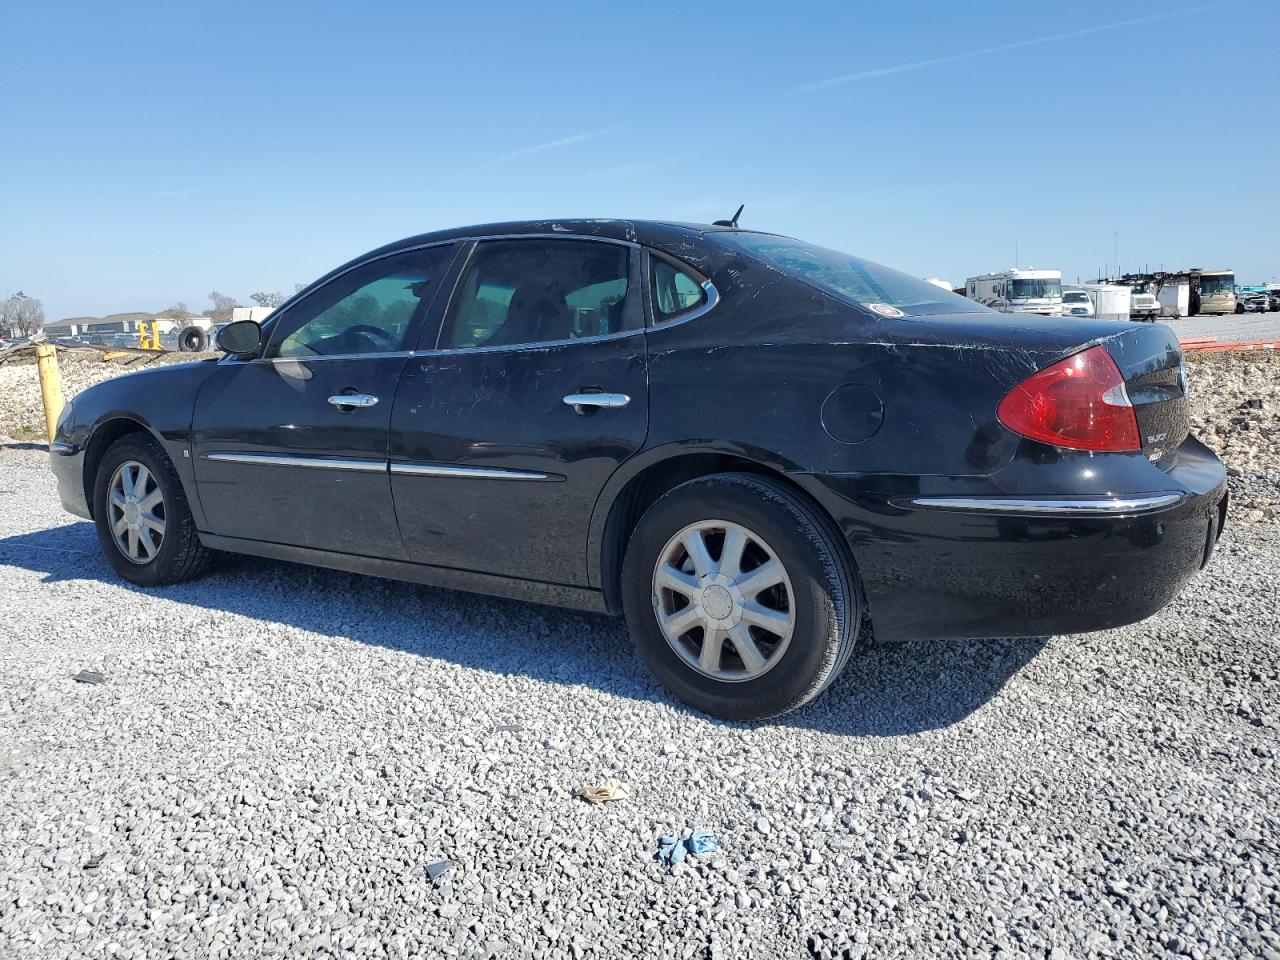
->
336;324;399;353
345;324;395;345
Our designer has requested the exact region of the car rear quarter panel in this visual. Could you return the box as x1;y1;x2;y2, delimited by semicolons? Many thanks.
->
642;272;1049;479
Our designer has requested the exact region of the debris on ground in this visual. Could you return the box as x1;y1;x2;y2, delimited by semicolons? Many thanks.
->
71;670;106;685
425;859;455;882
657;828;720;867
578;777;630;804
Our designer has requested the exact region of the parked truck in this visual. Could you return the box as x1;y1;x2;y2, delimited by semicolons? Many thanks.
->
1117;269;1237;317
964;268;1063;316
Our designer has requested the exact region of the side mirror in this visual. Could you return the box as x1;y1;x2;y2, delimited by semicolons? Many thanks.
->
215;320;262;358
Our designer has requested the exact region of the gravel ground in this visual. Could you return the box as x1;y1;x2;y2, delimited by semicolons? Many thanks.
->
1185;352;1280;523
0;451;1277;959
1163;314;1280;345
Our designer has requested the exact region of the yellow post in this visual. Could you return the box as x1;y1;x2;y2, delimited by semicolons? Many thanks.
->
35;343;65;444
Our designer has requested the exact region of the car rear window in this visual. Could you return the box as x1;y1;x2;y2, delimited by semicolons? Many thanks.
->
718;233;989;317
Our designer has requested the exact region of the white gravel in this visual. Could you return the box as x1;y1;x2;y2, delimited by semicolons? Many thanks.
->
1186;351;1280;523
1;450;1277;959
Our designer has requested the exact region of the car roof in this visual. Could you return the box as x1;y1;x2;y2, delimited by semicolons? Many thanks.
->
368;219;742;256
293;219;793;303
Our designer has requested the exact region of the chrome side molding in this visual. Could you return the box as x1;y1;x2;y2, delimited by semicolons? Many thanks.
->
202;451;562;482
390;462;560;482
905;493;1185;516
202;452;386;473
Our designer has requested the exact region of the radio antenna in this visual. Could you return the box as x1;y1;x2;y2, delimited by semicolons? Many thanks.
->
713;204;745;228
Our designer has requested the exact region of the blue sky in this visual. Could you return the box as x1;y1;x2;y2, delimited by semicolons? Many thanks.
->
2;0;1276;320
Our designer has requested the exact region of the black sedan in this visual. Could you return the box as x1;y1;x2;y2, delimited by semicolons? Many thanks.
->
50;220;1227;720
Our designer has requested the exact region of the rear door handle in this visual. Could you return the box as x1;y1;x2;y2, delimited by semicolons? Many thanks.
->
328;394;379;409
563;392;630;413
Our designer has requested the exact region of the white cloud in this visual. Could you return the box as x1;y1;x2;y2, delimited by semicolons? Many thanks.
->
791;8;1210;93
502;128;613;161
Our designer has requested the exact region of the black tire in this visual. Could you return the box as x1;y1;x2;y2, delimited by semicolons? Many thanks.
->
621;473;860;721
178;326;210;352
93;433;213;587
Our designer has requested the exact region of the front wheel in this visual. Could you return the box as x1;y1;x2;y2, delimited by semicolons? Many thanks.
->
621;473;860;721
93;433;213;587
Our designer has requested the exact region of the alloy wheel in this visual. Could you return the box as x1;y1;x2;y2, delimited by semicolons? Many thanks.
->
107;460;166;564
651;519;795;682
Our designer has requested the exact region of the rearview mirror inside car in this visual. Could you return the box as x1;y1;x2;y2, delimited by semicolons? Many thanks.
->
216;320;262;358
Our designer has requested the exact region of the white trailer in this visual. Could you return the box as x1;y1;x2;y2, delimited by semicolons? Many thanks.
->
1157;282;1190;318
1081;284;1132;322
964;268;1063;316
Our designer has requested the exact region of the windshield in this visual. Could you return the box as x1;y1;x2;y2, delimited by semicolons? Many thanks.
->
1200;274;1235;296
1010;278;1062;299
716;233;987;316
1063;292;1089;303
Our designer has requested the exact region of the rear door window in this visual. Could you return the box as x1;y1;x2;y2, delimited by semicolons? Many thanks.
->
440;239;634;350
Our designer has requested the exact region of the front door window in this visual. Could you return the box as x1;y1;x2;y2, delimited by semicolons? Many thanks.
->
268;245;456;358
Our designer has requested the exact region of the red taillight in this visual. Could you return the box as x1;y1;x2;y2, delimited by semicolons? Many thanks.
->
997;346;1141;452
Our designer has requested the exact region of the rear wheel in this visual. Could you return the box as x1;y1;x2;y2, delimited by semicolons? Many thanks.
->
93;433;213;586
621;473;860;721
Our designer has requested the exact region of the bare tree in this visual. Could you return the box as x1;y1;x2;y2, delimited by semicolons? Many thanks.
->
249;291;284;308
1;292;45;337
204;291;241;323
157;301;191;319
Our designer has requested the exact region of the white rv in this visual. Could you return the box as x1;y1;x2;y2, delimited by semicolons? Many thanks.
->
965;268;1063;316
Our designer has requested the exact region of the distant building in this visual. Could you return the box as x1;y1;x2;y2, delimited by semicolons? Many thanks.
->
231;306;275;324
44;312;192;338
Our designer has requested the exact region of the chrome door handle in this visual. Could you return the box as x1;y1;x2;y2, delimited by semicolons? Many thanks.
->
563;392;630;413
327;394;379;408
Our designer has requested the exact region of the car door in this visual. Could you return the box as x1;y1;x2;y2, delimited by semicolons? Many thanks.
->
388;236;648;585
191;242;459;558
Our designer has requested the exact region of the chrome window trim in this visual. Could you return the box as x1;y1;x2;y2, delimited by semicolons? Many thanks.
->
201;452;386;473
231;350;415;366
423;327;645;357
643;247;720;330
904;494;1185;516
651;279;720;329
390;462;561;482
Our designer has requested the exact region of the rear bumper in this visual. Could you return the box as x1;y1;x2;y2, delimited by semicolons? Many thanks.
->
802;436;1228;643
49;444;91;520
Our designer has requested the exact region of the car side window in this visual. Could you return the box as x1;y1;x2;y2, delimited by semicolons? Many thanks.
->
651;258;706;320
439;239;631;350
268;246;454;359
